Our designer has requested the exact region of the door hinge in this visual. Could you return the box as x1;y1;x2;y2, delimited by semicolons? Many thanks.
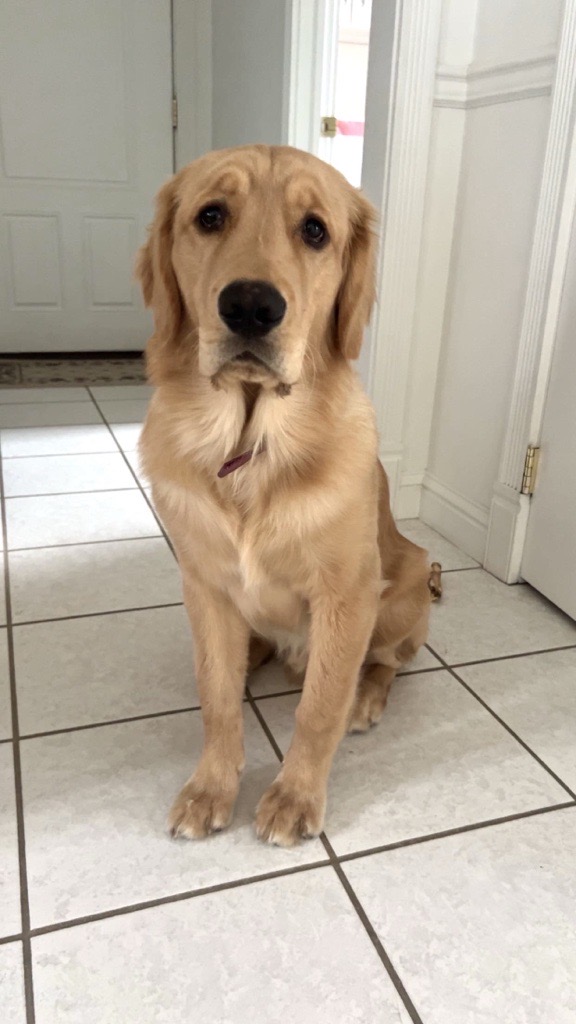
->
172;96;178;130
321;115;337;138
521;444;541;495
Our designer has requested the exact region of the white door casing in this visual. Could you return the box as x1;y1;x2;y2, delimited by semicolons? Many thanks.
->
521;206;576;620
0;0;173;353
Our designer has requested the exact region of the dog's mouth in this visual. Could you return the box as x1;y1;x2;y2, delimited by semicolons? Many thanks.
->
232;350;268;368
207;333;293;394
218;336;279;378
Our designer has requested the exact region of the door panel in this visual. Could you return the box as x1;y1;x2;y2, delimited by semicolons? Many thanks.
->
0;0;173;352
521;215;576;620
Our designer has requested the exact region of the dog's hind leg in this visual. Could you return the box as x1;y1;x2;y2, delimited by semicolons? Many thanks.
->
348;594;431;734
248;634;275;674
348;662;397;733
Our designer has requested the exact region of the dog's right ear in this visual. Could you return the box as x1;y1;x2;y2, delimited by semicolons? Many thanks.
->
136;176;183;354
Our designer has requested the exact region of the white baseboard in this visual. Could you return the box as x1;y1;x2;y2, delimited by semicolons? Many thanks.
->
396;472;423;519
420;472;489;563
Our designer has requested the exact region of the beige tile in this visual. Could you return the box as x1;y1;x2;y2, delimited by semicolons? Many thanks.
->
428;569;576;663
1;425;116;458
22;708;324;928
10;537;181;623
399;518;479;570
96;399;149;423
124;450;148;483
32;868;411;1024
0;944;26;1024
344;807;576;1024
0;746;20;937
15;606;197;735
109;423;142;452
0;632;11;740
0;387;88;404
3;453;137;497
90;385;154;401
258;674;567;856
459;648;576;792
0;558;6;625
0;403;101;429
6;491;160;550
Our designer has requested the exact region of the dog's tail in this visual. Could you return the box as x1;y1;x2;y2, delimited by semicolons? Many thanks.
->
428;562;443;601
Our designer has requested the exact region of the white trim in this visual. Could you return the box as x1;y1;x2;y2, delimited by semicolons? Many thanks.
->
396;471;425;520
435;52;556;109
485;0;576;582
368;0;444;494
484;484;531;582
421;473;489;564
317;0;340;165
173;0;212;166
283;0;326;153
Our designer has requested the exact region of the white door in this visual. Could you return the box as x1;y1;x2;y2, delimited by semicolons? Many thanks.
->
0;0;173;353
521;215;576;620
319;0;373;187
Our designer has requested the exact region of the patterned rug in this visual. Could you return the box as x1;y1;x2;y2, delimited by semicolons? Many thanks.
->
0;355;147;387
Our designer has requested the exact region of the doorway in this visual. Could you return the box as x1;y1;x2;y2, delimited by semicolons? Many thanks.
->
319;0;373;186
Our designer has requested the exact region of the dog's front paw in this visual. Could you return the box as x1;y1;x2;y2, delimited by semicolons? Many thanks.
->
169;776;238;840
255;778;325;847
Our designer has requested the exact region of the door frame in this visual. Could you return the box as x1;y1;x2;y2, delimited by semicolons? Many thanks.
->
285;0;445;507
484;0;576;582
283;0;329;154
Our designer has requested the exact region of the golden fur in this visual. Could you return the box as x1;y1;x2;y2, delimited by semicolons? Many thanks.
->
136;144;432;846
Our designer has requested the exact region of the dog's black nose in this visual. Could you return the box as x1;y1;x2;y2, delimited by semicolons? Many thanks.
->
218;279;287;338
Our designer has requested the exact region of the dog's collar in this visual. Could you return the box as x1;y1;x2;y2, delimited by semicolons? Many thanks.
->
217;443;266;478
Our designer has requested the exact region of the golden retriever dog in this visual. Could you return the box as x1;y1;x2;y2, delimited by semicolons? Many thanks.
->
136;144;434;847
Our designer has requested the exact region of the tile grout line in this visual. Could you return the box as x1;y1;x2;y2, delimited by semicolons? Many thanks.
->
3;450;131;461
12;598;181;630
4;487;142;500
321;835;425;1024
21;800;576;946
19;704;204;742
439;565;481;573
16;661;445;745
29;860;332;939
337;800;576;863
426;643;576;800
9;533;162;555
85;389;178;561
246;695;424;1024
449;642;576;668
0;438;36;1024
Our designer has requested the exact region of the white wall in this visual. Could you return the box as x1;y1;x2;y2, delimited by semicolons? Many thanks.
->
403;0;563;564
474;0;562;64
211;0;289;150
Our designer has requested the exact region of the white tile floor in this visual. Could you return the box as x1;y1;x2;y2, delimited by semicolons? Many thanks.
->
0;385;575;1024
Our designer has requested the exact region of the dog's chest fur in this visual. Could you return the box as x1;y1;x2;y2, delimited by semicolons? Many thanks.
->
147;378;371;673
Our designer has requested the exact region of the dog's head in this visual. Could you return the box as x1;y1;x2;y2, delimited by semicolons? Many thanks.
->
137;145;377;388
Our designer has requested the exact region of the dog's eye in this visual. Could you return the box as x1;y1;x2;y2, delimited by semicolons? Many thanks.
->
301;216;329;249
197;204;227;232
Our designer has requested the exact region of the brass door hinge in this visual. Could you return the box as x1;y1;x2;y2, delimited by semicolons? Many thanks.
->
521;444;541;495
321;115;337;137
172;96;178;130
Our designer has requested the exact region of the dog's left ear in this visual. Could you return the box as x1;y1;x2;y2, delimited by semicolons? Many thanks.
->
335;192;377;360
